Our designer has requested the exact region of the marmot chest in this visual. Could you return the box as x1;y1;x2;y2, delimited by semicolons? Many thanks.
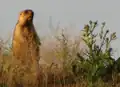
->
12;26;36;52
14;26;34;44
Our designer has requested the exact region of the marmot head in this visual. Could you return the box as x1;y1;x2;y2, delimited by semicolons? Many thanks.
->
18;9;34;26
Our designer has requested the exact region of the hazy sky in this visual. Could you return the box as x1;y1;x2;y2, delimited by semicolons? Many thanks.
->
0;0;120;58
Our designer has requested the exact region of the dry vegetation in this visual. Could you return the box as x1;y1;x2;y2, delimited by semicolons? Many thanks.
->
0;21;120;87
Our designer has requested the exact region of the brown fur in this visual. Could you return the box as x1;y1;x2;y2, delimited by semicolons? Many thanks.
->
8;9;41;87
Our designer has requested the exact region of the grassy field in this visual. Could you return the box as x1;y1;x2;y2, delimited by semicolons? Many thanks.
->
0;21;120;87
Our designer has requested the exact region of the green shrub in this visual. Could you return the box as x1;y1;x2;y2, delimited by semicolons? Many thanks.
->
72;21;117;86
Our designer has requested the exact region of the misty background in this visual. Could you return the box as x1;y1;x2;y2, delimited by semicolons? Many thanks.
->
0;0;120;59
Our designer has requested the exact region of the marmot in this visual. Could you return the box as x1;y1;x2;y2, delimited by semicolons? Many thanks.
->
8;9;41;87
12;9;41;62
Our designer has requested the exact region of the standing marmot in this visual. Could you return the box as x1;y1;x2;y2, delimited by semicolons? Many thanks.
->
12;9;41;62
8;9;41;87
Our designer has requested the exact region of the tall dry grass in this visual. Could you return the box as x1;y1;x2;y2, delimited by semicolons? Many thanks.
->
0;20;120;87
0;30;85;87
